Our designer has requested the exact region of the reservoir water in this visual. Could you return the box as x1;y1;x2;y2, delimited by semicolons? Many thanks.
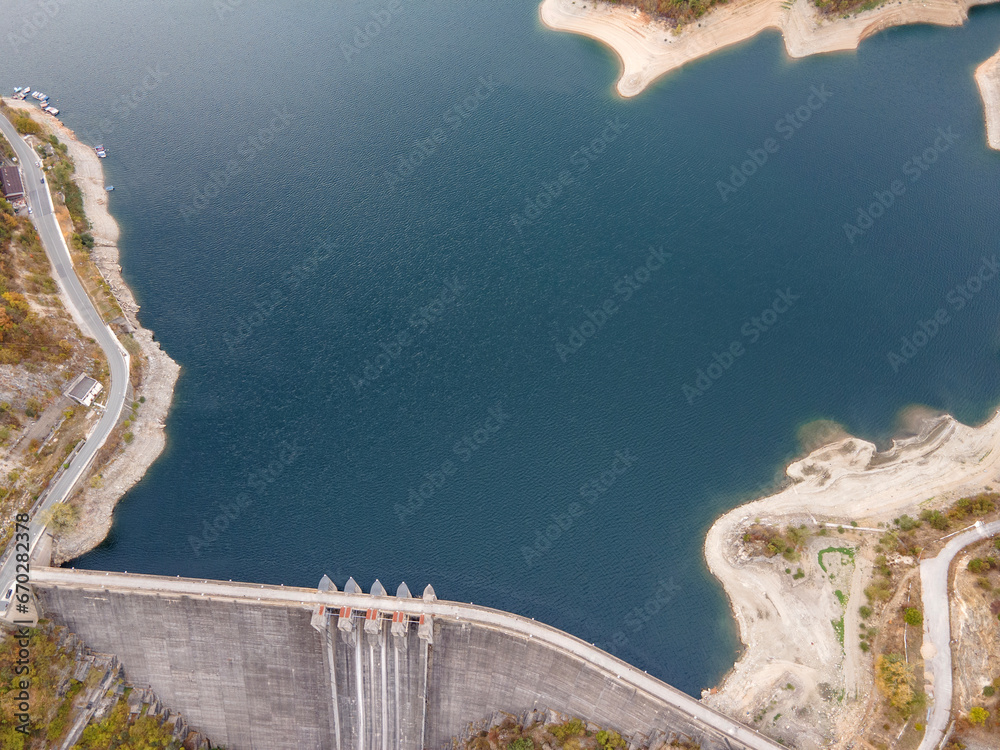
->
3;0;1000;695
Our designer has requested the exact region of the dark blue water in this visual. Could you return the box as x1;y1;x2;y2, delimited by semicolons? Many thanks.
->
4;0;1000;695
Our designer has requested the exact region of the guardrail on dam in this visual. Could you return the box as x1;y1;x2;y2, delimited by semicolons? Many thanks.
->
30;567;782;750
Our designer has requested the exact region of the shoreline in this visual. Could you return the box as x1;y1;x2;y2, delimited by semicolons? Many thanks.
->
702;407;1000;745
539;0;998;98
1;98;180;563
975;45;1000;150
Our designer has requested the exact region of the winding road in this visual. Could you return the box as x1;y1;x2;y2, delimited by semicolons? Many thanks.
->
918;519;1000;750
0;110;129;617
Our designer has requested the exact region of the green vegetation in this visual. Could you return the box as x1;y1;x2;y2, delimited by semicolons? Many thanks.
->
46;141;86;232
968;706;989;727
984;685;996;698
903;608;922;627
894;514;921;531
792;568;805;580
818;546;854;572
832;615;845;645
743;524;810;562
549;719;584;740
11;111;40;135
834;589;847;606
74;700;181;749
596;729;626;749
859;605;873;619
607;0;730;29
968;557;997;574
920;508;949;530
507;740;535;750
875;653;919;715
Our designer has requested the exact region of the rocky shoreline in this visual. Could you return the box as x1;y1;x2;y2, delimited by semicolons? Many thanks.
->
2;98;180;563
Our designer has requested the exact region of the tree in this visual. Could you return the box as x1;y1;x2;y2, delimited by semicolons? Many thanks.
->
507;740;534;750
876;654;915;711
904;608;923;626
968;706;989;726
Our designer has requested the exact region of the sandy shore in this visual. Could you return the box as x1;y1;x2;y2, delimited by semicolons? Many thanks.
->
702;409;1000;745
2;98;180;563
540;0;996;98
975;45;1000;150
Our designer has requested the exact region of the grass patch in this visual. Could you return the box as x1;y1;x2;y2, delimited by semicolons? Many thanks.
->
818;546;855;572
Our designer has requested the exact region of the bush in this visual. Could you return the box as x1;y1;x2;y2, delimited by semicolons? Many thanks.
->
954;493;997;519
549;719;584;740
984;685;995;697
859;605;873;619
508;740;534;750
895;514;921;531
920;509;949;530
876;654;915;711
968;706;989;726
903;608;922;627
596;730;626;750
865;578;892;602
968;558;993;574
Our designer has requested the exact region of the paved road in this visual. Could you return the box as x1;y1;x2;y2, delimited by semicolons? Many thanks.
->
0;111;129;614
918;519;1000;750
32;567;785;750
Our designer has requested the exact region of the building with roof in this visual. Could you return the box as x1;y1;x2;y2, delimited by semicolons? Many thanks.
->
66;374;103;407
0;165;24;202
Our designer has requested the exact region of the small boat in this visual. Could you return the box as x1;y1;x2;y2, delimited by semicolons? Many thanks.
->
22;87;30;95
13;87;21;94
44;107;59;116
95;145;107;158
105;186;114;191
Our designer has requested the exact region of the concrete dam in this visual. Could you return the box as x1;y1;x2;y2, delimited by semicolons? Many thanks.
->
31;567;782;750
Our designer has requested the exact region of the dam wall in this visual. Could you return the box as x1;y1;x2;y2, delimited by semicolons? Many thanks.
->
32;568;780;750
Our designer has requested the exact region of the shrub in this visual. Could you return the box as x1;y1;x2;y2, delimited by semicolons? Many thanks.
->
596;730;626;749
984;685;995;697
508;740;534;750
904;608;923;627
954;493;997;519
549;719;584;740
860;641;870;652
968;558;992;574
920;509;949;530
895;515;921;531
859;605;873;619
865;578;892;602
968;706;989;726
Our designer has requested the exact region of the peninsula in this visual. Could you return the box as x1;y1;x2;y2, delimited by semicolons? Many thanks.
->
539;0;1000;149
703;408;1000;748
